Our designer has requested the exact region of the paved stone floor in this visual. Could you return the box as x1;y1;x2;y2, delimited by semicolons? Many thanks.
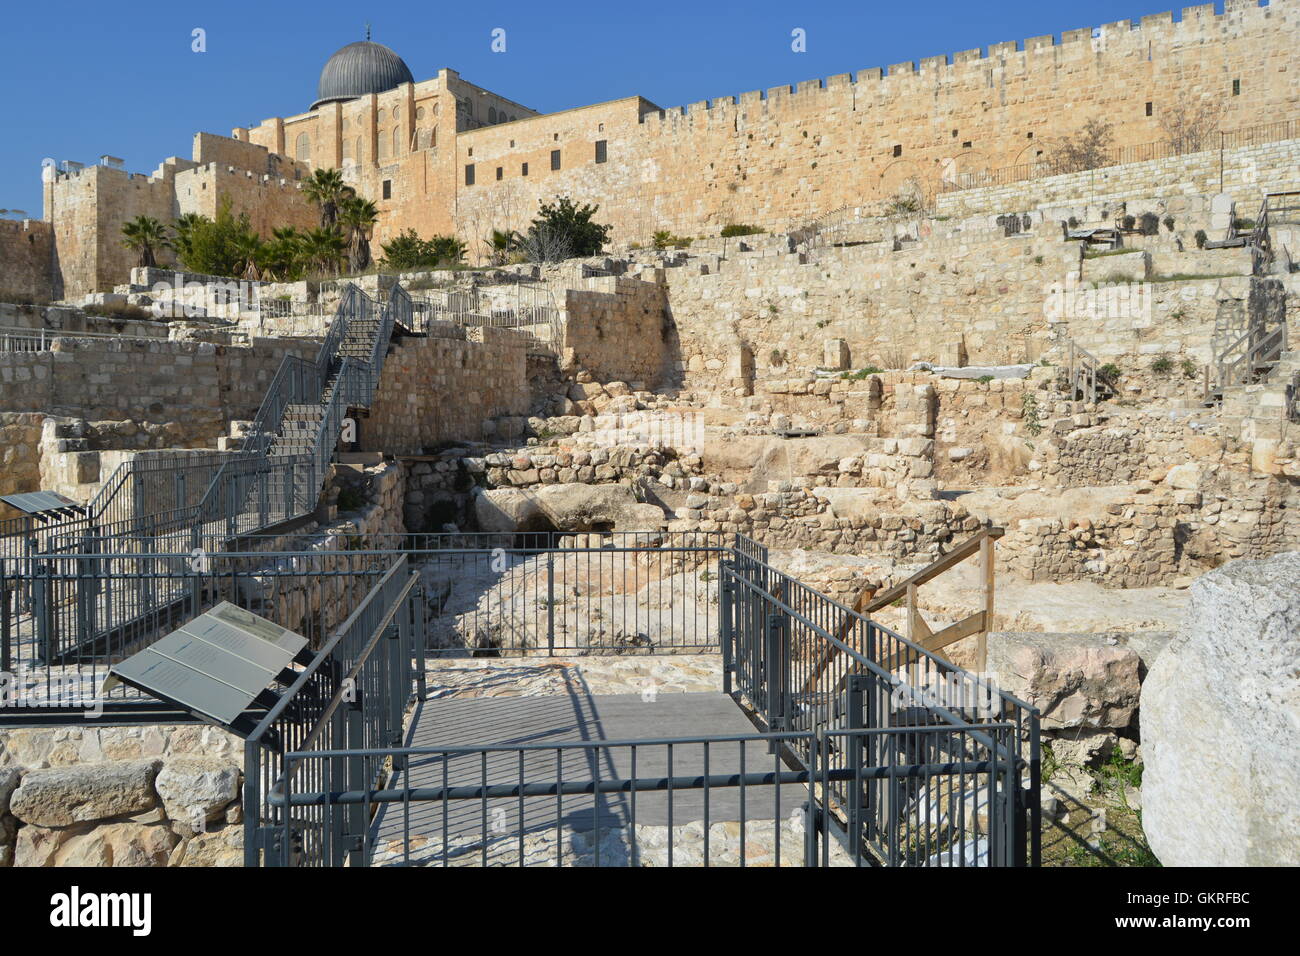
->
371;657;835;866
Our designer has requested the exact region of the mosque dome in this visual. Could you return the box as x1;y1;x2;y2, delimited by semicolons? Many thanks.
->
311;40;415;109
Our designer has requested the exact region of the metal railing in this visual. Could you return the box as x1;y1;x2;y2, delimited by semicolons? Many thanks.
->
0;547;399;711
236;532;1037;867
0;282;408;665
409;282;563;353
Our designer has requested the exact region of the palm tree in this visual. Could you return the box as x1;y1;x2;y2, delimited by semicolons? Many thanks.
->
120;216;170;268
338;196;380;273
486;228;518;266
171;212;206;264
302;168;355;230
231;231;264;281
300;227;347;277
257;227;304;281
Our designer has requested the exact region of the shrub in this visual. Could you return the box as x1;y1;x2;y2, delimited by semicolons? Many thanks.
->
1098;362;1122;383
840;366;883;380
1180;358;1198;379
380;229;466;270
1122;214;1136;232
83;302;154;321
526;196;610;258
1150;355;1174;375
1139;212;1160;236
1163;215;1176;232
721;224;764;238
1194;229;1208;249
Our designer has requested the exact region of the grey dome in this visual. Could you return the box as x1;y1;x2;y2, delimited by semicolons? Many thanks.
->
311;41;414;109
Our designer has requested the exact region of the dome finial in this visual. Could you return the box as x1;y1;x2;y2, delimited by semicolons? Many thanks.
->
365;22;371;42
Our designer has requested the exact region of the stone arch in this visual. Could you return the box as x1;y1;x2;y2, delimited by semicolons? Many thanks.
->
295;131;310;162
877;159;930;208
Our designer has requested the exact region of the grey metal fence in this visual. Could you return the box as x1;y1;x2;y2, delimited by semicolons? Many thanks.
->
237;532;1038;867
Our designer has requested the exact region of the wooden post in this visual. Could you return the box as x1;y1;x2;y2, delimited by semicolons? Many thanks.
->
979;534;995;674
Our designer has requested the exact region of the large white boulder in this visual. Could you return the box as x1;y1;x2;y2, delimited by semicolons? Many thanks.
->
8;759;160;827
1141;552;1300;866
475;484;666;534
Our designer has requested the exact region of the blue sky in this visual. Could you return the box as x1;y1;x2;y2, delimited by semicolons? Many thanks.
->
0;0;1225;217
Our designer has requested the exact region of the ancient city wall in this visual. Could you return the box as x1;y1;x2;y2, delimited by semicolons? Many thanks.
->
451;0;1299;246
936;137;1300;217
0;221;55;303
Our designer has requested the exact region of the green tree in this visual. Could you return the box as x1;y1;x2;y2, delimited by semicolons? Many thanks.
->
486;228;518;266
526;196;610;259
120;216;170;269
255;227;305;282
299;227;347;276
379;229;466;270
302;168;355;230
171;212;206;264
338;196;380;273
177;199;261;277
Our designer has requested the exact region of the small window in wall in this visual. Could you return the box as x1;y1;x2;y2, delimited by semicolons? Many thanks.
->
892;144;902;157
1145;101;1153;116
521;162;529;176
551;149;561;171
1232;78;1241;96
595;140;607;164
295;132;310;161
382;180;392;199
962;141;972;149
951;129;958;138
489;107;498;123
496;166;503;180
1026;131;1033;139
465;164;475;186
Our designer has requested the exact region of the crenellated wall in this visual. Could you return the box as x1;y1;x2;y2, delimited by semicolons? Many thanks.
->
25;0;1300;298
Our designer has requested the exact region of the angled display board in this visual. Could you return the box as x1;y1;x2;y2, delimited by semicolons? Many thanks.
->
0;490;85;519
106;602;310;734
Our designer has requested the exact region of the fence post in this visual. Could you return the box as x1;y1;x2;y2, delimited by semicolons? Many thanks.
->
719;559;733;696
344;693;366;867
386;622;405;770
847;675;865;855
33;562;52;664
243;740;264;867
329;702;349;866
546;553;555;656
764;607;787;738
1;575;11;674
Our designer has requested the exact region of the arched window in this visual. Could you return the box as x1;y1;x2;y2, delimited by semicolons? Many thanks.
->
342;137;353;161
416;106;425;121
488;107;498;124
378;132;388;161
295;132;310;161
393;126;401;156
355;137;362;162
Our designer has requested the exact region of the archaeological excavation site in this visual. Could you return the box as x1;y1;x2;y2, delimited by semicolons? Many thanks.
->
0;1;1296;877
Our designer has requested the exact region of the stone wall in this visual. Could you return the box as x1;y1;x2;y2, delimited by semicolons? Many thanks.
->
0;726;244;867
560;276;672;388
0;336;314;441
937;138;1300;218
0;220;54;303
362;323;530;455
0;413;45;503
